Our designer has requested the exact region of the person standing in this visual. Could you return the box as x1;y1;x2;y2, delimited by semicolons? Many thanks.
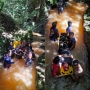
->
49;21;59;41
66;21;72;36
4;51;14;69
25;50;36;67
58;0;63;14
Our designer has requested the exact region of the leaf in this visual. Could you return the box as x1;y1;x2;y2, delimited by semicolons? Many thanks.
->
48;0;57;5
0;1;4;12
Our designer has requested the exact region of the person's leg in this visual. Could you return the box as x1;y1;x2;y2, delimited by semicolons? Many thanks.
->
25;60;32;66
8;63;11;68
4;61;6;68
25;60;29;66
5;61;10;68
50;36;56;42
58;7;60;14
49;35;53;40
54;37;56;42
11;50;15;59
58;7;63;14
29;59;32;63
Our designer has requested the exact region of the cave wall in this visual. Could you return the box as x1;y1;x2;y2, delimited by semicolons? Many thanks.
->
84;12;90;66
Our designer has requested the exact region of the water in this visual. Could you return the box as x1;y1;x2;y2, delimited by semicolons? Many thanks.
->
45;1;90;90
0;41;44;90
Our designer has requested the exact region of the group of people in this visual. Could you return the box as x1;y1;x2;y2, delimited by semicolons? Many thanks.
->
3;40;36;69
49;21;84;81
50;21;76;50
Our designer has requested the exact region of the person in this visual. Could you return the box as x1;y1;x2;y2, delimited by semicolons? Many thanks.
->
15;45;23;59
4;51;14;69
26;42;32;51
58;0;63;14
52;56;61;77
58;40;74;66
8;41;14;51
8;41;15;58
58;33;70;54
66;21;72;36
58;41;70;55
25;50;36;67
21;40;27;52
49;21;59;41
58;48;73;68
71;60;84;81
68;32;76;50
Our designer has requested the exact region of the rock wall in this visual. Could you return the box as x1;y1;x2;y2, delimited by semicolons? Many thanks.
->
84;12;90;66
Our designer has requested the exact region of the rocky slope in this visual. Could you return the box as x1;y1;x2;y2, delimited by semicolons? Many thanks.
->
84;9;90;68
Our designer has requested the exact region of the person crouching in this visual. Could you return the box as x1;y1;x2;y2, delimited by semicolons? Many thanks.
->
68;32;76;50
52;56;61;78
71;60;84;81
25;50;36;67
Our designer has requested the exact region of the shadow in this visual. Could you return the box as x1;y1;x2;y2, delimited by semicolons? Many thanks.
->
0;13;18;32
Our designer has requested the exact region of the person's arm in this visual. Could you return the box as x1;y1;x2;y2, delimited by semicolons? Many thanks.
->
19;49;23;53
70;42;75;50
4;54;6;61
9;57;14;64
15;50;20;55
70;38;76;50
15;52;19;55
54;75;62;78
